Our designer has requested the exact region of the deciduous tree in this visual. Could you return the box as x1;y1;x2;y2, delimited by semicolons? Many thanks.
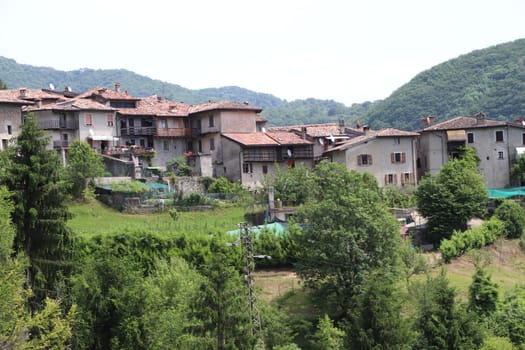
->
416;147;487;243
65;140;106;199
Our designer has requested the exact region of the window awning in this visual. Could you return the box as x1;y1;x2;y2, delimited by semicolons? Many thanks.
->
88;135;119;141
446;130;466;142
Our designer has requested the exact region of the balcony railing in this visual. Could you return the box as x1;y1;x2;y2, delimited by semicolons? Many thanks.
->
243;148;277;162
53;140;70;148
120;127;156;136
156;128;195;138
40;120;78;130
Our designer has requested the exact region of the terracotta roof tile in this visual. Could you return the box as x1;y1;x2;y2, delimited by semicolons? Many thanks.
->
76;86;140;101
422;116;507;131
26;98;115;112
268;123;362;137
118;96;190;117
266;131;313;145
189;101;263;114
0;88;63;104
375;128;419;137
222;133;279;146
326;127;418;152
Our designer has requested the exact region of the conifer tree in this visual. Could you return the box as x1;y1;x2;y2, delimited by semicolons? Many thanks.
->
1;113;73;306
468;267;498;316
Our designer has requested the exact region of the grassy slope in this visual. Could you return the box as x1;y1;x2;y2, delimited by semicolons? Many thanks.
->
67;200;245;237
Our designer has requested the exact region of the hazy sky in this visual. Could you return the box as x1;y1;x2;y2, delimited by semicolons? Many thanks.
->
1;0;524;105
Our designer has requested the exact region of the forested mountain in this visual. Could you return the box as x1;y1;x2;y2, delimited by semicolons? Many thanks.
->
0;56;366;126
364;38;525;130
2;38;525;129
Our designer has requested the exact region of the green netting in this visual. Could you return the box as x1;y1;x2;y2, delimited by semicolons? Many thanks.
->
487;186;525;199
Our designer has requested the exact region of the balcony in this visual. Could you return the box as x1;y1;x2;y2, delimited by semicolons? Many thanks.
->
120;127;156;136
156;127;195;138
53;140;70;149
40;120;77;130
243;148;277;162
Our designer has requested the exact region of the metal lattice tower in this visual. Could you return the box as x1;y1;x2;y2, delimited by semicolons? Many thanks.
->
239;222;264;348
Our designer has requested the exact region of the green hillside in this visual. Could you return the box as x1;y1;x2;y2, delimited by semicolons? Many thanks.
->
364;38;525;130
0;56;366;126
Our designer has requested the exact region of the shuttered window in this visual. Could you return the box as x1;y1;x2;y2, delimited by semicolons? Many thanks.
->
391;152;406;164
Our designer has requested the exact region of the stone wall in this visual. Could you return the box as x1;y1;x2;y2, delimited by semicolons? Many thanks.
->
173;176;206;198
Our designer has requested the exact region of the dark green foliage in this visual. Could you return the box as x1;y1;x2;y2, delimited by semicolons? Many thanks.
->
491;285;525;346
1;114;73;306
177;192;209;206
439;217;505;262
310;314;345;350
364;38;525;130
293;161;402;320
468;267;498;316
269;163;313;205
207;177;243;194
412;270;483;350
167;156;192;176
65;140;106;199
253;227;295;267
382;185;416;208
511;153;525;185
416;147;487;243
259;302;297;349
494;199;525;238
346;272;414;350
0;78;6;89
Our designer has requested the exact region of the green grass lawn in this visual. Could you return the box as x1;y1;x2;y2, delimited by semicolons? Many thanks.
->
67;200;245;238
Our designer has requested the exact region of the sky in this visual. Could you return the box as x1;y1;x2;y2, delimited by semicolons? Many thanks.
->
1;0;524;106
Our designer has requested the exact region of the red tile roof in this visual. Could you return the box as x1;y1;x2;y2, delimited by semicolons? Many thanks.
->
223;131;313;146
326;128;418;152
375;128;420;137
117;96;190;117
76;86;140;101
25;98;115;112
223;133;279;146
421;116;508;131
0;88;64;104
189;101;263;114
268;123;362;137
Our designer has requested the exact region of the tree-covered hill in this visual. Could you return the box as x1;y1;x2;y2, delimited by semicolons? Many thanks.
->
0;56;367;126
364;38;525;130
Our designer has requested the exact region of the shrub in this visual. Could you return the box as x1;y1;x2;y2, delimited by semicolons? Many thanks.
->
177;192;208;207
494;199;525;238
167;157;192;176
208;177;243;194
169;209;178;221
439;217;505;262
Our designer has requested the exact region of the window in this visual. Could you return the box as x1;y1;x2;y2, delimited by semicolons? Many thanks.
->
522;133;525;145
391;152;406;164
163;140;170;151
243;163;253;173
262;165;268;174
401;172;413;186
198;140;202;153
209;115;214;127
467;132;474;144
385;173;397;185
357;154;373;165
498;151;504;159
107;114;114;127
495;130;504;142
7;125;11;135
394;137;401;145
84;114;92;126
210;137;215;151
160;119;167;128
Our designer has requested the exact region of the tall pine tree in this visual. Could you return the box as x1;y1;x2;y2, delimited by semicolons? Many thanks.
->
2;113;73;307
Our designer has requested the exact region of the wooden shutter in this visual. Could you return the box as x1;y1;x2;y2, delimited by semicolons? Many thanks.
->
401;152;406;163
390;153;395;163
384;174;388;185
357;155;362;165
368;154;373;165
410;173;415;185
401;173;406;185
394;174;398;185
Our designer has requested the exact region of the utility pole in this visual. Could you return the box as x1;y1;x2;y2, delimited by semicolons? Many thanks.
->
239;222;265;349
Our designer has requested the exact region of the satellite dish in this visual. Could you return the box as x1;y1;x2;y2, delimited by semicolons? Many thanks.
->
329;134;335;143
287;149;292;157
261;127;266;133
48;83;55;91
89;129;95;136
318;138;324;145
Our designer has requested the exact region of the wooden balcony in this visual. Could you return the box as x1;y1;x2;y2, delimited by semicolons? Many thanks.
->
120;126;156;136
40;120;77;130
156;127;195;138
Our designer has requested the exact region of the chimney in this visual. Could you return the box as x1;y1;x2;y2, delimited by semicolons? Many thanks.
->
363;125;370;135
19;88;27;98
421;115;436;127
475;112;485;124
338;119;345;133
516;117;525;126
301;126;307;139
115;83;121;92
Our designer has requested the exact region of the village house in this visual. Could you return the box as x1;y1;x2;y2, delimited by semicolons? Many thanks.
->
324;127;419;187
221;131;314;187
418;113;525;188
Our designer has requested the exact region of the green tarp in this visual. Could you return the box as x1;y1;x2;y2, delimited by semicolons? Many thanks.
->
487;186;525;199
226;222;288;237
